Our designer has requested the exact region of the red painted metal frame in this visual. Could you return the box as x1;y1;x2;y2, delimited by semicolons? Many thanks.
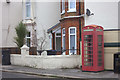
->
82;25;104;72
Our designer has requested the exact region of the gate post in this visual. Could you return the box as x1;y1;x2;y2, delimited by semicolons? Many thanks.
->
21;45;29;66
21;45;29;57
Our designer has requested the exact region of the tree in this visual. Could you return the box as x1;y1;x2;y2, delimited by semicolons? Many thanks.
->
37;30;47;50
14;21;28;48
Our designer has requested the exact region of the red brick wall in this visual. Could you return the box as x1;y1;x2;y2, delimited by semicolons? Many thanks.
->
60;18;80;55
61;1;84;18
60;1;84;55
60;18;84;55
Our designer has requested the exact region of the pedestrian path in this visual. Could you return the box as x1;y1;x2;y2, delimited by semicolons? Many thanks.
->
2;65;119;79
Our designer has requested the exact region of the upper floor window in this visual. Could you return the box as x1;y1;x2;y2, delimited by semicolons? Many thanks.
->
62;0;65;14
68;0;76;12
26;0;31;18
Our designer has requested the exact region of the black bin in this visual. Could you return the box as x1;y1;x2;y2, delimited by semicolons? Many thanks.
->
47;50;57;55
114;52;120;74
2;49;11;65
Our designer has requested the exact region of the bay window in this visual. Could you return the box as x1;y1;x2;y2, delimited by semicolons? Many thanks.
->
69;27;76;55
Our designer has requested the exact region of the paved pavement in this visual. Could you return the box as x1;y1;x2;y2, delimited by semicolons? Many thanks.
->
2;71;55;78
1;65;119;79
3;72;91;80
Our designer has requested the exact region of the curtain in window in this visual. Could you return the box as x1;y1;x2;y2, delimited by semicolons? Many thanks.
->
70;35;75;53
69;27;76;55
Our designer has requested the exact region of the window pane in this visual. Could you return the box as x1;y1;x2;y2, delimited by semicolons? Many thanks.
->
27;32;30;37
98;63;102;66
63;36;66;50
62;28;66;50
26;1;30;17
70;0;75;9
56;37;61;51
62;0;65;11
97;35;103;66
84;35;92;38
96;29;102;31
63;29;65;34
70;28;75;34
56;33;61;36
98;35;102;39
27;38;30;47
70;35;75;53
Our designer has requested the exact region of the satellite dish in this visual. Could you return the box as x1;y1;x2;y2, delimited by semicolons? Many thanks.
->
86;9;91;16
86;9;94;16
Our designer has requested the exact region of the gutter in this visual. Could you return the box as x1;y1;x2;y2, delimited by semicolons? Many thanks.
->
79;1;82;55
60;14;84;21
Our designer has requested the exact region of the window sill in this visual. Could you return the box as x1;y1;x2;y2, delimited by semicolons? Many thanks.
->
25;17;31;20
67;10;76;13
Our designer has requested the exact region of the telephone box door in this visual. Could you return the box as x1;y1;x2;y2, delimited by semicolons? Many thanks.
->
82;28;94;71
96;28;104;70
82;25;104;72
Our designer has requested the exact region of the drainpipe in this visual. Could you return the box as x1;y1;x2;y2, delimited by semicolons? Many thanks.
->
79;0;81;41
79;0;82;55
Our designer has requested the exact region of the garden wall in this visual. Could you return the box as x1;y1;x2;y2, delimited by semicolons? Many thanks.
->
10;45;81;69
11;54;81;69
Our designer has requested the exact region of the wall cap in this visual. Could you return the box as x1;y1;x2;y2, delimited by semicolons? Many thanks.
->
21;45;29;50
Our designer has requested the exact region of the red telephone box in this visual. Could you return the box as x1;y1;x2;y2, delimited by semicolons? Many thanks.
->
82;25;104;72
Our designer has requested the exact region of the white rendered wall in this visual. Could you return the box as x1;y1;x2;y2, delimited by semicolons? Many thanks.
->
35;2;61;50
85;0;119;30
0;1;2;48
11;54;81;69
2;1;23;47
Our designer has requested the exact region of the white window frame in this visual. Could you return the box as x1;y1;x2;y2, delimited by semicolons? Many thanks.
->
26;31;31;47
69;27;77;55
26;0;31;18
49;33;52;50
62;28;66;55
61;0;65;14
67;0;76;12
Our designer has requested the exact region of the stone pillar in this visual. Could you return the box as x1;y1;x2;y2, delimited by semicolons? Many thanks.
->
21;45;29;56
21;45;29;66
41;51;47;57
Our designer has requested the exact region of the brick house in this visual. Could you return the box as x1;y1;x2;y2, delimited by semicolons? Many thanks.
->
48;0;84;55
